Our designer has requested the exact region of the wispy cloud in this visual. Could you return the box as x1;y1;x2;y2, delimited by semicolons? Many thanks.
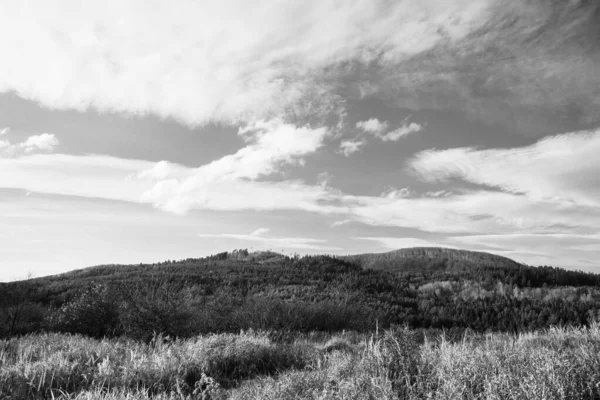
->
379;1;600;130
409;128;600;207
356;118;388;135
0;127;10;136
339;139;365;157
378;122;422;141
354;237;454;250
451;233;600;268
140;118;329;214
354;117;422;144
198;228;339;251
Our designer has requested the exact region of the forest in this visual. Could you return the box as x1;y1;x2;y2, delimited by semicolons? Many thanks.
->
2;247;600;341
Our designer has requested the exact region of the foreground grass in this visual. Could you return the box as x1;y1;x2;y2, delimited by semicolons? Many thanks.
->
2;325;600;399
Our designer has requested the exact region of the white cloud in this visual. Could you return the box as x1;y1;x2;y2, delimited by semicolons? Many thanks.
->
1;1;598;130
378;122;422;141
20;133;59;153
0;0;492;126
339;139;365;157
355;118;422;144
356;118;388;134
451;233;600;268
354;237;455;250
198;229;339;251
3;131;600;242
0;127;10;136
2;126;600;267
409;128;600;207
0;133;59;157
0;153;155;202
346;189;599;234
140;118;329;214
355;233;600;268
3;130;600;239
250;228;270;237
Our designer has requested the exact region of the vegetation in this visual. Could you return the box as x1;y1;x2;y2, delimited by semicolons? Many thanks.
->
2;248;600;340
2;247;600;398
3;325;600;399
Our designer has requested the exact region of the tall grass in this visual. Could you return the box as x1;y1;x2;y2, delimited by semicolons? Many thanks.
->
2;325;600;399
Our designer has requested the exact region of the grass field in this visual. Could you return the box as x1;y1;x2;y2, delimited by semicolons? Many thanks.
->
2;324;600;399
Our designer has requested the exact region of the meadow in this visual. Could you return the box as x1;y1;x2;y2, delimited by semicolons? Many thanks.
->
2;324;600;400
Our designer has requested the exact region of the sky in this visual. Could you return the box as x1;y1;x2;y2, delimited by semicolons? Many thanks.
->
1;0;600;280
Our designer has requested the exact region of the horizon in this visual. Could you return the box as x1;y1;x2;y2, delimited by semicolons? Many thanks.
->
1;0;600;281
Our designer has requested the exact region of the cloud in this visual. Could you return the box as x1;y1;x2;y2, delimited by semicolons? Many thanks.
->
3;129;600;237
339;139;365;157
0;127;9;136
140;118;329;214
0;153;155;202
378;122;422;141
0;0;493;126
250;228;270;237
451;233;600;268
355;233;600;268
0;1;597;132
378;0;600;131
346;189;600;235
3;129;600;240
356;118;388;134
409;128;600;207
0;133;59;157
354;237;455;250
355;117;422;143
198;229;340;251
2;125;600;267
20;133;59;153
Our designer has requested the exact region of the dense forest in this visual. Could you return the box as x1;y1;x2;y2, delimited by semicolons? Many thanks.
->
2;247;600;340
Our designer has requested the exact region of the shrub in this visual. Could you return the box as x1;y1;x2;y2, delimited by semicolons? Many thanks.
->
117;280;197;341
48;283;120;338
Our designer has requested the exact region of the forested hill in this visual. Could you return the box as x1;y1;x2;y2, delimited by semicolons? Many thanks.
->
344;247;522;272
2;247;600;340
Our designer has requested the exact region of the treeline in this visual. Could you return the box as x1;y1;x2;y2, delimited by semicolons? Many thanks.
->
1;251;600;340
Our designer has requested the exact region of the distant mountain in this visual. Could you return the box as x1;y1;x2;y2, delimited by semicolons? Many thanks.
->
344;247;522;272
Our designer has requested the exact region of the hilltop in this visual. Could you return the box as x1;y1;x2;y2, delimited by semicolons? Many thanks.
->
344;247;522;272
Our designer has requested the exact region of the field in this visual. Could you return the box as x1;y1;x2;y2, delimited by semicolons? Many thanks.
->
2;324;600;400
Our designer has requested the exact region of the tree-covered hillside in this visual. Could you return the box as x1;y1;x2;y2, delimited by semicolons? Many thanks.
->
2;247;600;339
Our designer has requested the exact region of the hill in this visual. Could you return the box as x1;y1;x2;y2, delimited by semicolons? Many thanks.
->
344;247;522;272
2;247;600;340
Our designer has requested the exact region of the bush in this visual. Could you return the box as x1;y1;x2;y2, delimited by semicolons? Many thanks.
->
48;283;120;338
117;280;198;342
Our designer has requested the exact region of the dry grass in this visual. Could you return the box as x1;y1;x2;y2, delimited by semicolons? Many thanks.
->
2;325;600;399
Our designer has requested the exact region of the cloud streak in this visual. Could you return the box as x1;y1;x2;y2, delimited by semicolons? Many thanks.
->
198;228;340;251
409;128;600;207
